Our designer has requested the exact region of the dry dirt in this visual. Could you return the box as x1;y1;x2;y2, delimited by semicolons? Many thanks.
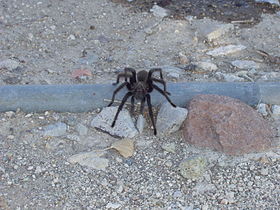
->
1;0;280;209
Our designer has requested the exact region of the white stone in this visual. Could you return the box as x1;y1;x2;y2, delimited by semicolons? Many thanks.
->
5;111;15;118
260;168;269;176
162;142;176;153
68;34;76;40
68;151;109;170
167;72;180;79
257;103;268;116
156;102;188;136
194;62;218;71
207;45;246;56
0;59;20;70
216;72;244;82
161;65;184;74
150;5;169;18
106;203;121;209
91;107;138;138
231;60;260;69
206;24;234;41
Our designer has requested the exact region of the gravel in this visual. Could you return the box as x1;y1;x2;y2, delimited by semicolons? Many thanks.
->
1;0;280;209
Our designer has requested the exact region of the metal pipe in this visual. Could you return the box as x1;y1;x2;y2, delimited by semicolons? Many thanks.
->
0;82;279;112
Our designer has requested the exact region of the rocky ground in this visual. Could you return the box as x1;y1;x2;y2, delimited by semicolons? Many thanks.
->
1;0;280;209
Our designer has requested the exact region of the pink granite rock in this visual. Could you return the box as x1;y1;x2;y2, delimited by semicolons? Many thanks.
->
183;94;275;155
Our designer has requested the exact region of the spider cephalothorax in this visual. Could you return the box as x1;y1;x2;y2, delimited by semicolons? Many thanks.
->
108;67;176;135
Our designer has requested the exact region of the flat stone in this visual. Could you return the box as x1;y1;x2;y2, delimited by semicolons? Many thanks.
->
150;5;169;18
183;95;275;155
78;53;98;65
215;72;244;82
161;65;184;74
194;182;216;194
197;22;234;41
156;102;188;136
179;156;207;179
0;59;20;70
194;62;218;71
167;72;180;79
106;203;122;209
42;122;67;137
68;151;109;170
91;107;138;138
76;123;88;136
231;60;260;69
207;45;246;56
162;142;176;153
206;24;234;41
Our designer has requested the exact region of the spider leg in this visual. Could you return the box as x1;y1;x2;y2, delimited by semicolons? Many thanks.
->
148;68;164;81
139;97;146;114
124;67;137;84
152;84;176;107
146;94;157;135
130;96;135;115
151;78;170;95
108;82;130;107
113;72;133;85
111;92;133;127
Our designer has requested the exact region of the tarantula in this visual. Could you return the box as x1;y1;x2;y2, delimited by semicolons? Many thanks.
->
108;67;176;135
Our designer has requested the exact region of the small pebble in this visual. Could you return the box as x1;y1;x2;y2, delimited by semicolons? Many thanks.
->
260;168;269;176
257;103;268;116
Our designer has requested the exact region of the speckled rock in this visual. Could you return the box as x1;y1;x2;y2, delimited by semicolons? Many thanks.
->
179;156;207;179
183;95;275;155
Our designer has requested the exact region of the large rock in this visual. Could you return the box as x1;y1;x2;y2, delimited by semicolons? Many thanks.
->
183;95;275;155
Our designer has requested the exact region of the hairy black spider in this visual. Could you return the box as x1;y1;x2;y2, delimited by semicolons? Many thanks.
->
108;67;176;135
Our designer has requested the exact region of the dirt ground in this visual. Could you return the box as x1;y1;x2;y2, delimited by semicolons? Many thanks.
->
113;0;280;24
1;0;280;209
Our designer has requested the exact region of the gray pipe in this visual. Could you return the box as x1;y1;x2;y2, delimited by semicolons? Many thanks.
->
0;82;279;112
